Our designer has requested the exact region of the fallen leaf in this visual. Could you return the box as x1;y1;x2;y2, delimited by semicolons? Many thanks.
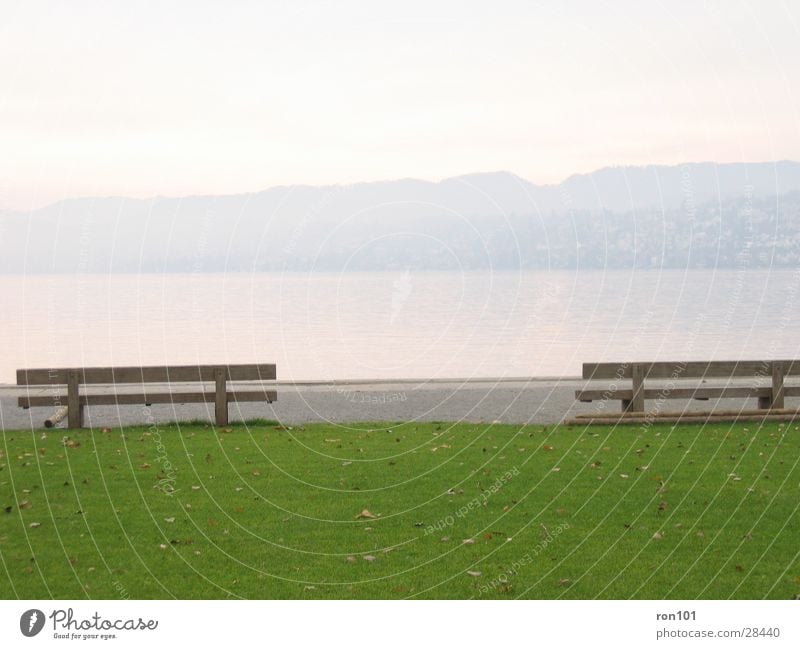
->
159;544;167;550
559;578;571;586
29;522;41;528
363;555;376;562
652;531;663;540
18;500;32;510
139;463;151;469
466;570;482;577
164;517;175;524
355;509;378;520
658;501;668;511
462;538;475;545
552;467;561;472
345;556;356;563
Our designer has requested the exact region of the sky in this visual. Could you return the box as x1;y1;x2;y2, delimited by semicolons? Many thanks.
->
1;0;799;211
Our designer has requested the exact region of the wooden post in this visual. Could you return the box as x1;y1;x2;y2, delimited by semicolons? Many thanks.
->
629;363;646;413
214;366;228;426
66;369;83;428
771;362;785;410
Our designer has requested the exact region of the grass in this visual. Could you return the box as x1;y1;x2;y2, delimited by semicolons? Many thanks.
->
1;419;799;599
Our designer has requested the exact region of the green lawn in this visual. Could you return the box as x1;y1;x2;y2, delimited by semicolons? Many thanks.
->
1;419;798;599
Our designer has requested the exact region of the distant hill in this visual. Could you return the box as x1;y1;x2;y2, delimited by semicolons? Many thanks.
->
2;161;800;273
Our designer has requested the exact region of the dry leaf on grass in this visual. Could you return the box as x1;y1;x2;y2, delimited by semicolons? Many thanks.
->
467;570;482;578
355;509;378;520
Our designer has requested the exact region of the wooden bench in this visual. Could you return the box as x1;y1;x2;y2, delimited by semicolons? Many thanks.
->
17;364;277;429
573;360;800;423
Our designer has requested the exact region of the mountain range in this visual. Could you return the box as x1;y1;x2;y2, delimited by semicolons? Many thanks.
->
2;161;800;273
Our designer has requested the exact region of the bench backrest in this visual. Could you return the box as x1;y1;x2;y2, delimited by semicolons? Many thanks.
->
582;360;800;381
16;364;277;386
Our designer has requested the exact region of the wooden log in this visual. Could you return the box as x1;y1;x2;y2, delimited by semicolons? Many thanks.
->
574;407;800;419
566;413;800;425
44;406;69;428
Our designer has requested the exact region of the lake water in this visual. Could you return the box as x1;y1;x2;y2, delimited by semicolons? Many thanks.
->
2;269;799;384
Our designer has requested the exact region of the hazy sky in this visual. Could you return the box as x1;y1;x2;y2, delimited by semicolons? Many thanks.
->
1;0;799;210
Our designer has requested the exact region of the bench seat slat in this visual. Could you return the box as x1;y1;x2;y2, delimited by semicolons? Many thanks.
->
576;385;800;402
18;391;277;408
16;364;276;385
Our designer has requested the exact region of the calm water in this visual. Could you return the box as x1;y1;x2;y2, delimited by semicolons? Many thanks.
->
2;269;799;384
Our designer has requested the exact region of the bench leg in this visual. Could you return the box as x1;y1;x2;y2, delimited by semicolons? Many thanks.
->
215;367;228;426
67;370;84;429
772;362;785;410
630;363;646;412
